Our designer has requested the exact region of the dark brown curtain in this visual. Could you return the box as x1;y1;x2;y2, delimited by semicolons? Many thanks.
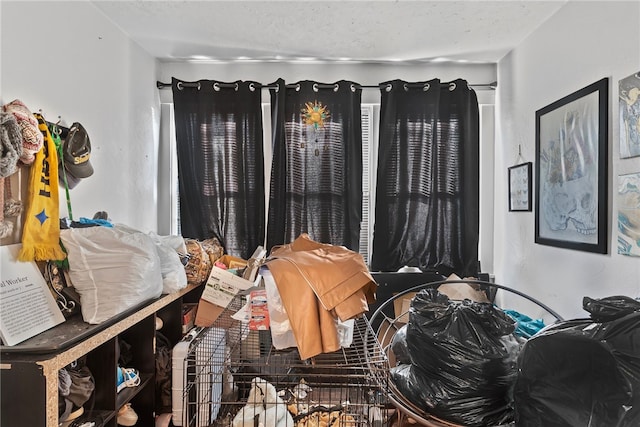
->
171;78;264;259
370;79;480;277
266;79;362;250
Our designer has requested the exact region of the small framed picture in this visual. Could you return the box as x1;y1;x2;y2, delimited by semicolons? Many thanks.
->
508;162;533;211
619;71;640;159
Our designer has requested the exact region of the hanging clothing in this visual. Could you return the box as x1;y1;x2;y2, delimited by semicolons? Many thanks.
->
265;233;376;359
370;79;480;277
18;113;66;261
171;79;265;259
267;79;363;251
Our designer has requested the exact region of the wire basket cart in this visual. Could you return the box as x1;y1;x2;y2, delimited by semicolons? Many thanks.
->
173;293;391;427
365;279;564;427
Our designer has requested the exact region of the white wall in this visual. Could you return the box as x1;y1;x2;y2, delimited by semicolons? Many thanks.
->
496;1;640;319
12;1;625;320
1;1;160;234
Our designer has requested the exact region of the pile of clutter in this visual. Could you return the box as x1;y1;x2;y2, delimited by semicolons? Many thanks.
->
232;377;294;427
232;377;357;427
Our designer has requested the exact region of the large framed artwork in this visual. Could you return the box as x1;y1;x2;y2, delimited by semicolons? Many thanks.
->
619;71;640;159
617;172;640;257
535;78;608;253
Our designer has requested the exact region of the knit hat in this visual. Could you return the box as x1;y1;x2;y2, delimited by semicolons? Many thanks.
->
3;99;43;165
0;111;22;178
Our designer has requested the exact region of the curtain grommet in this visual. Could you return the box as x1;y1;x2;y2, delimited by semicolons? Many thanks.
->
295;84;301;92
385;84;392;92
234;83;239;91
333;83;339;92
403;83;409;92
423;83;430;91
350;84;356;93
176;81;184;91
249;83;256;92
449;82;457;91
196;82;201;91
313;83;319;92
213;82;221;91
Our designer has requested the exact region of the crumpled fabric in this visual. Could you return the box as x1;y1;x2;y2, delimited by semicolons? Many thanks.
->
265;233;376;359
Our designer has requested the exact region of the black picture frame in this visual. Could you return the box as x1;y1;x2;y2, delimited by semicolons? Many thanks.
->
619;71;640;158
508;162;532;211
535;78;608;253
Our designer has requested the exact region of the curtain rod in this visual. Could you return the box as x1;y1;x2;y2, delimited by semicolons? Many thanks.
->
156;80;497;90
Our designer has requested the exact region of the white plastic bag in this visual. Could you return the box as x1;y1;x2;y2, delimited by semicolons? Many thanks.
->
262;267;298;350
60;225;163;324
147;231;188;294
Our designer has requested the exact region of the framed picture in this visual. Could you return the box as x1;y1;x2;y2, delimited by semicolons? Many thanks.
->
508;162;532;211
535;78;608;253
619;71;640;158
617;172;640;257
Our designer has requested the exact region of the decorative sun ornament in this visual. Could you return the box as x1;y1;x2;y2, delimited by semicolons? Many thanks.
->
301;101;330;130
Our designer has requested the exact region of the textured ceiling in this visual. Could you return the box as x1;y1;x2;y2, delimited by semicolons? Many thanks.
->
91;0;567;64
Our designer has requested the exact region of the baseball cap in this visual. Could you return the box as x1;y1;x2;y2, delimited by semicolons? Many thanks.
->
62;122;93;179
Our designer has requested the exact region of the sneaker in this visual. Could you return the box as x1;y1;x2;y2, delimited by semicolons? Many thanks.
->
60;406;84;427
116;367;141;393
117;403;138;426
68;413;106;427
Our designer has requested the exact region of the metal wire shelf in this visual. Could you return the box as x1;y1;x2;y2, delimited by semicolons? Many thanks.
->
175;294;391;426
365;279;564;427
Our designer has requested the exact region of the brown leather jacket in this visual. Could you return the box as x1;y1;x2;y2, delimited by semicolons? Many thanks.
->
265;234;377;359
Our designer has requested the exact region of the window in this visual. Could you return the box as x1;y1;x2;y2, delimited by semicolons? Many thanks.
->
159;101;491;271
360;104;375;264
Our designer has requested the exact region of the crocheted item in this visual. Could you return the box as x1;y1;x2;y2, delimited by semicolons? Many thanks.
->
0;217;13;238
3;99;43;165
0;176;22;239
0;111;22;178
4;196;22;218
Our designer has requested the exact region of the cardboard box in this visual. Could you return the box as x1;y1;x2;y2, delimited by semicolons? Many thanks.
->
393;292;417;324
215;254;247;271
181;303;198;334
202;266;260;307
194;298;226;327
194;266;262;327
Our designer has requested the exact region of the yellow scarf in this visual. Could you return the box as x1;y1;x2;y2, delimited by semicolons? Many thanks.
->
18;114;66;261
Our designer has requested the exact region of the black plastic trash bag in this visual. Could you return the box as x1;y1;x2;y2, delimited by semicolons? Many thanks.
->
583;295;640;322
514;295;640;427
390;289;520;427
390;324;410;365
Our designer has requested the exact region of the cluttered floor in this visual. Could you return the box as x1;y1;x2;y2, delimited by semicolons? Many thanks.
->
172;277;640;427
